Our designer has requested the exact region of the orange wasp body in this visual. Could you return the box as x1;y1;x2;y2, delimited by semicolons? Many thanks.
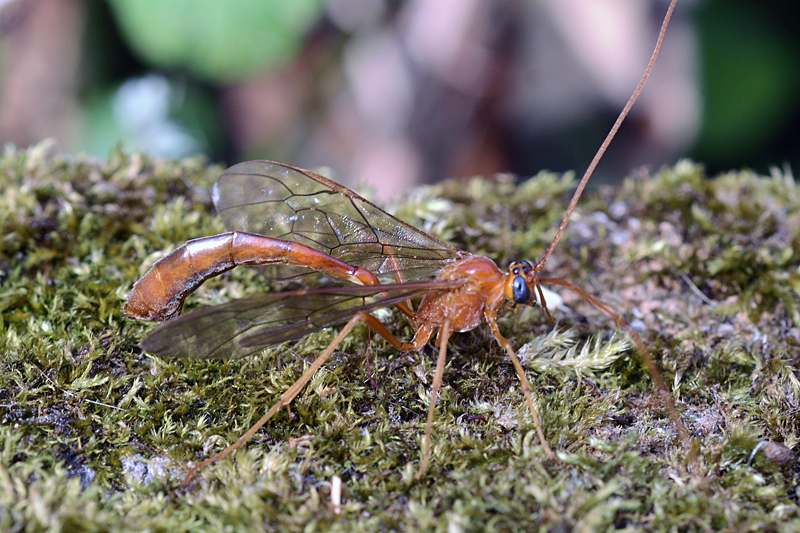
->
126;0;684;485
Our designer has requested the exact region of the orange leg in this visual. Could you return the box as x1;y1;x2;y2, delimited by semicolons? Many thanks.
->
486;313;559;463
181;311;433;486
384;245;418;326
536;276;693;453
414;318;452;480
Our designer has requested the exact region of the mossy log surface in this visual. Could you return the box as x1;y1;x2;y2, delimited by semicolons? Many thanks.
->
1;144;799;532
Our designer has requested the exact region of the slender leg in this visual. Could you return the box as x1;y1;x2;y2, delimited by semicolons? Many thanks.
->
384;247;418;327
486;315;560;463
414;318;452;480
535;282;555;325
181;311;428;486
537;276;693;455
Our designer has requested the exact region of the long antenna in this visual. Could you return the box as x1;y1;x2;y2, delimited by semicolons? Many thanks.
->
535;0;678;272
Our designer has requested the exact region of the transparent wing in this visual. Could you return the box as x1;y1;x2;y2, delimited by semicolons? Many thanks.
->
212;160;465;282
139;280;462;360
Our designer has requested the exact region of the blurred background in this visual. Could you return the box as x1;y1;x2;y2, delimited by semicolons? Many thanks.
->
0;0;798;201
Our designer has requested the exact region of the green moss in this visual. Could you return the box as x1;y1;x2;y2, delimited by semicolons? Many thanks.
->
1;145;799;531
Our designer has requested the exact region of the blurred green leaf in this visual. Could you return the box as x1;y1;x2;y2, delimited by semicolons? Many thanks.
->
106;0;323;82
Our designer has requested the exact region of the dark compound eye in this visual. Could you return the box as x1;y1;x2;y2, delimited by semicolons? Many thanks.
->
512;276;531;304
520;260;532;271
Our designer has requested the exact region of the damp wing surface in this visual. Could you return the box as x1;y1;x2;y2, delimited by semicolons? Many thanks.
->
212;160;465;282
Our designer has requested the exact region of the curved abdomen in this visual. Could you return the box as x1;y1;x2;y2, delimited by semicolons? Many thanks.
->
124;232;380;322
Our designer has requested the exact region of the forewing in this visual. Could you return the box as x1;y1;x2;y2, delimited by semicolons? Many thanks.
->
212;160;464;281
139;280;461;360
